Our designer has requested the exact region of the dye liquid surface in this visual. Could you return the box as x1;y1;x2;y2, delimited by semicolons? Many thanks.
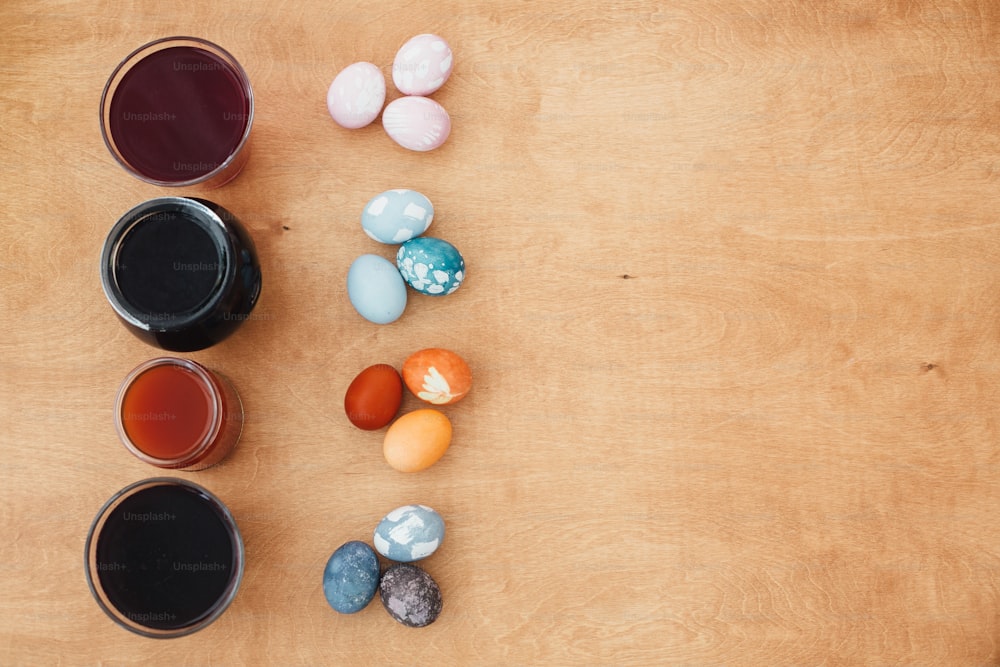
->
120;363;214;460
94;484;237;630
108;46;249;182
115;208;222;318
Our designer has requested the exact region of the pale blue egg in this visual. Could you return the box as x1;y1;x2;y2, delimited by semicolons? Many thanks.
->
373;505;445;562
347;254;407;324
395;237;465;296
361;189;434;244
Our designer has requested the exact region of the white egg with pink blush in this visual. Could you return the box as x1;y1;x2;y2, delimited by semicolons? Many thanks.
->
327;62;386;129
392;34;453;96
382;96;451;152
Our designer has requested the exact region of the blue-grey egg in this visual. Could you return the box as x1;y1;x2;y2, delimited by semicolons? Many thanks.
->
347;254;407;324
396;237;465;296
379;563;443;627
323;541;380;614
361;189;434;244
373;504;445;562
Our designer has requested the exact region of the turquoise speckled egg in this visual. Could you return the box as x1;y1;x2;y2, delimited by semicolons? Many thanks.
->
373;504;445;562
395;237;465;296
361;189;434;244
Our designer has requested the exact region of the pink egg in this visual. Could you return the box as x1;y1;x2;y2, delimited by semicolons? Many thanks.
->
392;34;453;96
382;96;451;152
327;62;386;129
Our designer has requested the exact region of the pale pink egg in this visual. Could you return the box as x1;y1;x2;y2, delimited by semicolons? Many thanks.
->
381;96;451;152
327;62;386;129
392;34;453;96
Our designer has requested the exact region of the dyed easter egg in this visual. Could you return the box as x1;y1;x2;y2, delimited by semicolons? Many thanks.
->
361;189;434;244
344;364;403;430
402;348;471;406
327;62;386;129
379;563;443;627
382;96;451;152
347;254;408;324
396;237;465;296
373;505;445;562
383;409;452;472
392;34;453;96
323;541;380;614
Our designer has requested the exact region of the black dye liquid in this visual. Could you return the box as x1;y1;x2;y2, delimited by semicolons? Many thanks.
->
115;210;222;317
94;484;237;630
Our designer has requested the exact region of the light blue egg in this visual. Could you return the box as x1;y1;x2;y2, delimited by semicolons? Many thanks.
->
373;505;445;562
361;189;434;244
347;254;407;324
323;541;380;614
395;237;465;296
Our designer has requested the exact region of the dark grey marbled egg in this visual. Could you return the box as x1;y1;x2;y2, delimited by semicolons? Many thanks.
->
323;540;380;614
379;563;443;627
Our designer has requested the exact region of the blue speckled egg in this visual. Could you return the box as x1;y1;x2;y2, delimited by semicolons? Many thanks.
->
373;505;445;562
347;254;407;324
361;190;434;244
323;541;380;614
396;237;465;296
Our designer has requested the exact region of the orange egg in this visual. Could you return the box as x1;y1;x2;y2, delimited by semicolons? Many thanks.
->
402;348;472;406
383;409;452;472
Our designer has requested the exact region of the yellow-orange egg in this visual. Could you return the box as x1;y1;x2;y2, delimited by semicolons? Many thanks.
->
383;409;452;472
402;348;472;406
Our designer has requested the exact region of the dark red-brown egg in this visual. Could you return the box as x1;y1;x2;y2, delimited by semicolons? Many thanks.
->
344;364;403;430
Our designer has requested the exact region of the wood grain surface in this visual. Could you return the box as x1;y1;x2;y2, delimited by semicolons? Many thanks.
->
3;0;1000;664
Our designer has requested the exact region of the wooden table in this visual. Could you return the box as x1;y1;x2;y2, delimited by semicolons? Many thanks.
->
3;1;1000;664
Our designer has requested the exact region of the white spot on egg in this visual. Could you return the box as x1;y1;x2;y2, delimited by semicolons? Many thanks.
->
388;515;426;545
367;196;389;216
403;203;427;220
392;229;414;242
426;284;444;294
433;270;449;283
411;539;440;559
385;506;414;522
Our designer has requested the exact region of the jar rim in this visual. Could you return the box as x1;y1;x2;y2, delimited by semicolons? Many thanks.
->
100;197;235;333
83;477;244;638
114;357;223;468
99;36;254;188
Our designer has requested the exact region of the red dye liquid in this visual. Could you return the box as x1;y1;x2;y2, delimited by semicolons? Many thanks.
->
120;363;215;460
108;46;250;182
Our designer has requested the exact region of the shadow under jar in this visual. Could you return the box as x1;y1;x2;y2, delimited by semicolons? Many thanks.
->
100;197;262;352
100;36;253;188
85;478;244;638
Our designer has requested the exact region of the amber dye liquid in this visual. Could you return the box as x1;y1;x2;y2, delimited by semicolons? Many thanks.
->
121;363;215;460
116;357;242;470
108;46;250;182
